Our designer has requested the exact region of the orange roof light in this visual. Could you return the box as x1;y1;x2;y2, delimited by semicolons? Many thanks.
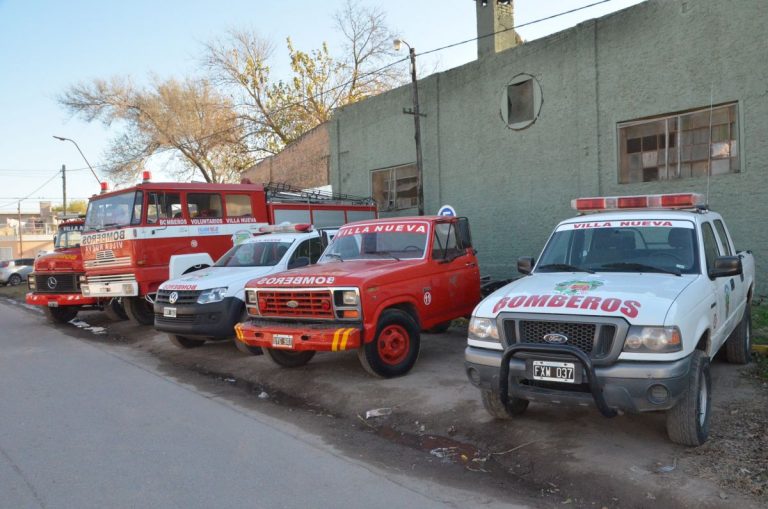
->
142;170;152;182
572;193;705;212
100;182;109;194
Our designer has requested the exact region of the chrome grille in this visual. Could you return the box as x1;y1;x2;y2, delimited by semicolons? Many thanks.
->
256;290;334;319
30;273;80;293
519;321;596;353
86;274;135;284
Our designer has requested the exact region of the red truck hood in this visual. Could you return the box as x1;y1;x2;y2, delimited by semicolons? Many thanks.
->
246;259;422;288
33;248;83;272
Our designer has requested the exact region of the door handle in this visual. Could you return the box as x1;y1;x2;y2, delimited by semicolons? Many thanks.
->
730;279;735;290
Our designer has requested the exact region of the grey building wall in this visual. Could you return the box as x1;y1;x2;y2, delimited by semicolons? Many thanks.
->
331;0;768;292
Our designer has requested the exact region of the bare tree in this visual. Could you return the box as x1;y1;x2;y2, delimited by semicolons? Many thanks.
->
205;0;403;155
59;77;253;183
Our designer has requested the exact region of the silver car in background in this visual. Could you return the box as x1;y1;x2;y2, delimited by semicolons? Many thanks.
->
0;258;35;286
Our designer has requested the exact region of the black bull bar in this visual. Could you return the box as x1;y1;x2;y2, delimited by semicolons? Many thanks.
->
498;344;618;418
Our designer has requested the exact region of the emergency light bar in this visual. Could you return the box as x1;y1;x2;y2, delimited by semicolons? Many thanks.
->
571;193;705;212
258;223;313;234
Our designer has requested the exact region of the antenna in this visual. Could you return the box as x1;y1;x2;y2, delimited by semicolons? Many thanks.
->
705;84;714;205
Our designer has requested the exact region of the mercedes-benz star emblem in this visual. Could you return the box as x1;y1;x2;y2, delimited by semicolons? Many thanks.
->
46;277;57;289
168;292;179;304
543;333;568;344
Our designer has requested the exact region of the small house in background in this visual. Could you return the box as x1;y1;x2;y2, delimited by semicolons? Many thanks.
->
0;201;57;259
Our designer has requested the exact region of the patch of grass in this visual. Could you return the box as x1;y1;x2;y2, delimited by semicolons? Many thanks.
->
0;283;29;302
753;303;768;346
752;354;768;382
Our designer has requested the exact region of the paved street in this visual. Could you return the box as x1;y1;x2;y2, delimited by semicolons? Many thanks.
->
0;302;523;509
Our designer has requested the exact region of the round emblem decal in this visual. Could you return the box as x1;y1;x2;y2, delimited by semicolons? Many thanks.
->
190;240;198;248
286;300;299;308
46;276;58;289
423;291;432;306
168;292;179;304
554;279;603;296
543;333;568;344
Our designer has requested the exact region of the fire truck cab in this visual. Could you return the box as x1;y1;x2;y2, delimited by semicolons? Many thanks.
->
79;177;375;325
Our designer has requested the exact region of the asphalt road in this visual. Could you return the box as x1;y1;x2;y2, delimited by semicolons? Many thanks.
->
0;302;525;509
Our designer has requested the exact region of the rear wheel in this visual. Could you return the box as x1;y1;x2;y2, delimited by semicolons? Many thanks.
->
168;334;205;349
44;306;79;324
480;388;529;419
725;305;752;364
358;309;420;378
666;350;711;446
8;273;22;286
123;296;155;325
102;298;128;321
264;348;315;368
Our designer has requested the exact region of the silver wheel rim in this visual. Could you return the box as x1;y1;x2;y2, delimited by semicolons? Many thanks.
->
698;375;708;427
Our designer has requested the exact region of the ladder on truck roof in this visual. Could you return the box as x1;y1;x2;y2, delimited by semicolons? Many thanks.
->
264;182;375;206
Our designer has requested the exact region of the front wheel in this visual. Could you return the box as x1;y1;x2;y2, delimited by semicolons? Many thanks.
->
725;305;752;364
666;350;711;446
264;348;315;367
480;388;529;419
44;306;79;324
358;309;420;378
168;334;205;349
123;296;155;325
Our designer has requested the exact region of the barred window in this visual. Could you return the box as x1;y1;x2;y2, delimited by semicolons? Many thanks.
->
618;103;739;184
371;164;418;211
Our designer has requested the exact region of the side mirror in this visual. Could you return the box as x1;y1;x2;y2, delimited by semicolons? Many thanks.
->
517;256;534;275
288;256;310;270
708;256;742;279
456;217;472;249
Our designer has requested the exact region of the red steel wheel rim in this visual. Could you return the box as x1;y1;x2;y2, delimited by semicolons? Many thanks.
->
377;324;410;365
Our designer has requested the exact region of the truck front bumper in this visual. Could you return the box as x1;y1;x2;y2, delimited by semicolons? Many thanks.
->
153;297;243;339
26;292;98;307
235;319;362;352
465;346;693;414
81;280;138;298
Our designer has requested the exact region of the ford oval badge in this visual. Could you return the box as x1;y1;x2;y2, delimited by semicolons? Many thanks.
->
286;300;299;308
543;333;568;344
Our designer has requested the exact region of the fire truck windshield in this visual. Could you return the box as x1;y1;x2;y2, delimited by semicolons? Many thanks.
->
320;225;428;262
215;240;295;268
85;191;142;231
55;229;82;249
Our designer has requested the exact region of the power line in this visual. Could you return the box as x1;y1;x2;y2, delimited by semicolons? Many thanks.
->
0;171;62;210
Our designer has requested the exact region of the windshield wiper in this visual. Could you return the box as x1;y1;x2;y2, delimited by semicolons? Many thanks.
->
537;263;595;274
597;262;681;276
368;251;400;261
324;253;344;262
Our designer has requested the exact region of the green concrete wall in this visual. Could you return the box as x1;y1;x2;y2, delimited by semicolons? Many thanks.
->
331;0;767;293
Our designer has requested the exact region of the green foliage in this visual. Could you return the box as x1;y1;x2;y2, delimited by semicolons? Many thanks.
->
52;200;87;215
753;303;768;345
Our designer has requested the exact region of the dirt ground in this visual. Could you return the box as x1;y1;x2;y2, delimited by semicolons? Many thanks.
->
4;291;767;508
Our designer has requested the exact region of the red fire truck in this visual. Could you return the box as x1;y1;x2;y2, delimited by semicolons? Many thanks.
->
79;175;377;325
26;218;124;323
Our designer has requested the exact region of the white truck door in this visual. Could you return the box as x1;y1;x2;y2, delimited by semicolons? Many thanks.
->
712;218;746;329
701;221;729;352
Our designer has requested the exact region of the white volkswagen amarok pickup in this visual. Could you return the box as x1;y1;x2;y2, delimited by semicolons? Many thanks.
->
154;224;331;351
465;193;754;446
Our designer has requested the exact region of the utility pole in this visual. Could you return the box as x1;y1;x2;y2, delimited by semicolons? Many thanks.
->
17;201;23;257
61;164;67;216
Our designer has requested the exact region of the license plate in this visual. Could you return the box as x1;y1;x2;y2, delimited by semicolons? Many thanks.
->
272;334;294;348
48;301;59;308
163;307;177;318
532;360;576;383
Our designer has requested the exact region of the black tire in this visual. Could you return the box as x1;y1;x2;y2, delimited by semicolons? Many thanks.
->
480;388;529;418
264;348;315;367
725;305;752;364
666;350;711;446
44;306;79;324
8;273;22;286
102;298;128;321
168;334;205;349
425;321;452;334
123;296;155;325
358;309;420;378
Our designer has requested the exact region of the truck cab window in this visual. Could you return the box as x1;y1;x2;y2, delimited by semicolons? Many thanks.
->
701;222;722;271
188;193;222;219
147;192;182;223
713;220;733;255
432;223;460;260
225;194;253;217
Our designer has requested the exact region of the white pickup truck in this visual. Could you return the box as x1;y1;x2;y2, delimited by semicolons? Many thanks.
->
153;224;331;351
465;193;754;446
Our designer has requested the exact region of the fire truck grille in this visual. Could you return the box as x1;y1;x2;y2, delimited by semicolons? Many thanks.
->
84;250;131;269
156;289;201;305
86;274;135;284
31;273;80;293
518;321;597;354
257;290;334;319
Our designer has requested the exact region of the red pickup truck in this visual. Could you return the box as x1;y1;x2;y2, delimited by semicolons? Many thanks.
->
235;216;482;377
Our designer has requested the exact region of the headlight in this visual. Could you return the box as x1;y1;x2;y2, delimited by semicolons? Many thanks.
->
245;290;258;304
342;290;358;306
623;326;681;353
28;275;36;290
197;287;228;304
468;317;499;341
